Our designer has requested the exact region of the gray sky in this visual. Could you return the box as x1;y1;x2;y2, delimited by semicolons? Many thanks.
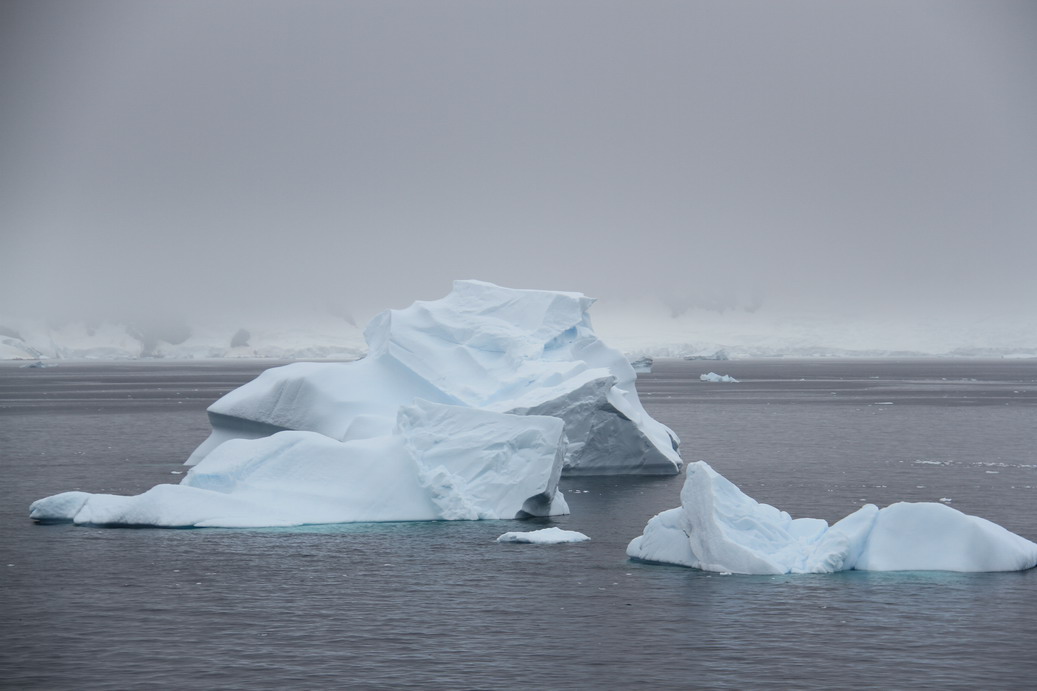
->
2;0;1035;324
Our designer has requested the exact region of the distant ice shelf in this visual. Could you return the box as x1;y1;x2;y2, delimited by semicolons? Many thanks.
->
6;294;1037;362
627;461;1037;574
0;316;367;361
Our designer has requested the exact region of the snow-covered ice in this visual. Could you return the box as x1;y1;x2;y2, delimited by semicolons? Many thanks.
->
626;461;1037;574
8;292;1037;363
30;281;680;528
591;297;1037;360
0;314;366;361
699;372;739;383
496;527;590;544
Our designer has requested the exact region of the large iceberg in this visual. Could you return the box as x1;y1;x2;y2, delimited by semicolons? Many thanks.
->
627;461;1037;573
30;281;680;528
188;280;681;475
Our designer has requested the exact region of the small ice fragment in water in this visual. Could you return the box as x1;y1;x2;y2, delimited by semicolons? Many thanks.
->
699;372;739;383
496;527;590;544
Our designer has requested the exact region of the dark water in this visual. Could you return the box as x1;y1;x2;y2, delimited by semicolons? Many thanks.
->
1;358;1035;690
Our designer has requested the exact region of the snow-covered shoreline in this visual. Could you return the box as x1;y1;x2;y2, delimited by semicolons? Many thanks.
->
4;295;1036;361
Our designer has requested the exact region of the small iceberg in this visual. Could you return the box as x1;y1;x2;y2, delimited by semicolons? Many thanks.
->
496;527;591;544
629;356;653;374
699;372;739;383
627;461;1037;574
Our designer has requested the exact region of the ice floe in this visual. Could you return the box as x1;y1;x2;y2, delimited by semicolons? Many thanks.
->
627;461;1037;573
699;372;739;383
496;527;591;544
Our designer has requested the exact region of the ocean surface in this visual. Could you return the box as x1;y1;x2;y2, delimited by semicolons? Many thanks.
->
1;358;1035;690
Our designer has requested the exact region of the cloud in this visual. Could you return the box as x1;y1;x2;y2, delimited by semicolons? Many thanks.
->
2;0;1035;325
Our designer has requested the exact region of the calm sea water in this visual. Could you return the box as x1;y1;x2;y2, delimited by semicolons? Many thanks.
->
1;358;1035;690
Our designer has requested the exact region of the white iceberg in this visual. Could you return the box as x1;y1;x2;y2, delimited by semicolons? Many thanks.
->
31;281;679;528
189;280;681;476
699;372;739;383
30;400;569;527
627;461;1037;574
629;356;653;374
496;527;591;544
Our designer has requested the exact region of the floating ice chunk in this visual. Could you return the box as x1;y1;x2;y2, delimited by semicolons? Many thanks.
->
699;372;739;383
30;402;569;528
627;461;1037;574
683;350;729;361
496;527;590;544
629;356;653;374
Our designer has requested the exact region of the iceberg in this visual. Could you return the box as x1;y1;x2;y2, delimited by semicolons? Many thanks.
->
496;527;591;544
188;280;681;476
627;461;1037;573
31;281;679;528
699;372;739;383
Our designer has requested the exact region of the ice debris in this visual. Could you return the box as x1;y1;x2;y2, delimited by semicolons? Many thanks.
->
20;360;56;369
627;461;1037;574
699;372;739;383
496;527;590;544
629;356;653;374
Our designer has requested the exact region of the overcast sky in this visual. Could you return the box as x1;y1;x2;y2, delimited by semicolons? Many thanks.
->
2;0;1035;324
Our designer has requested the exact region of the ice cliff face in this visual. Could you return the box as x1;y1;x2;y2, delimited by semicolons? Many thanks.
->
190;280;682;476
627;461;1037;573
30;281;680;528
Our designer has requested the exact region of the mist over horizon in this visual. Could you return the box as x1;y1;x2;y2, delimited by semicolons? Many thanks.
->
2;1;1035;335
